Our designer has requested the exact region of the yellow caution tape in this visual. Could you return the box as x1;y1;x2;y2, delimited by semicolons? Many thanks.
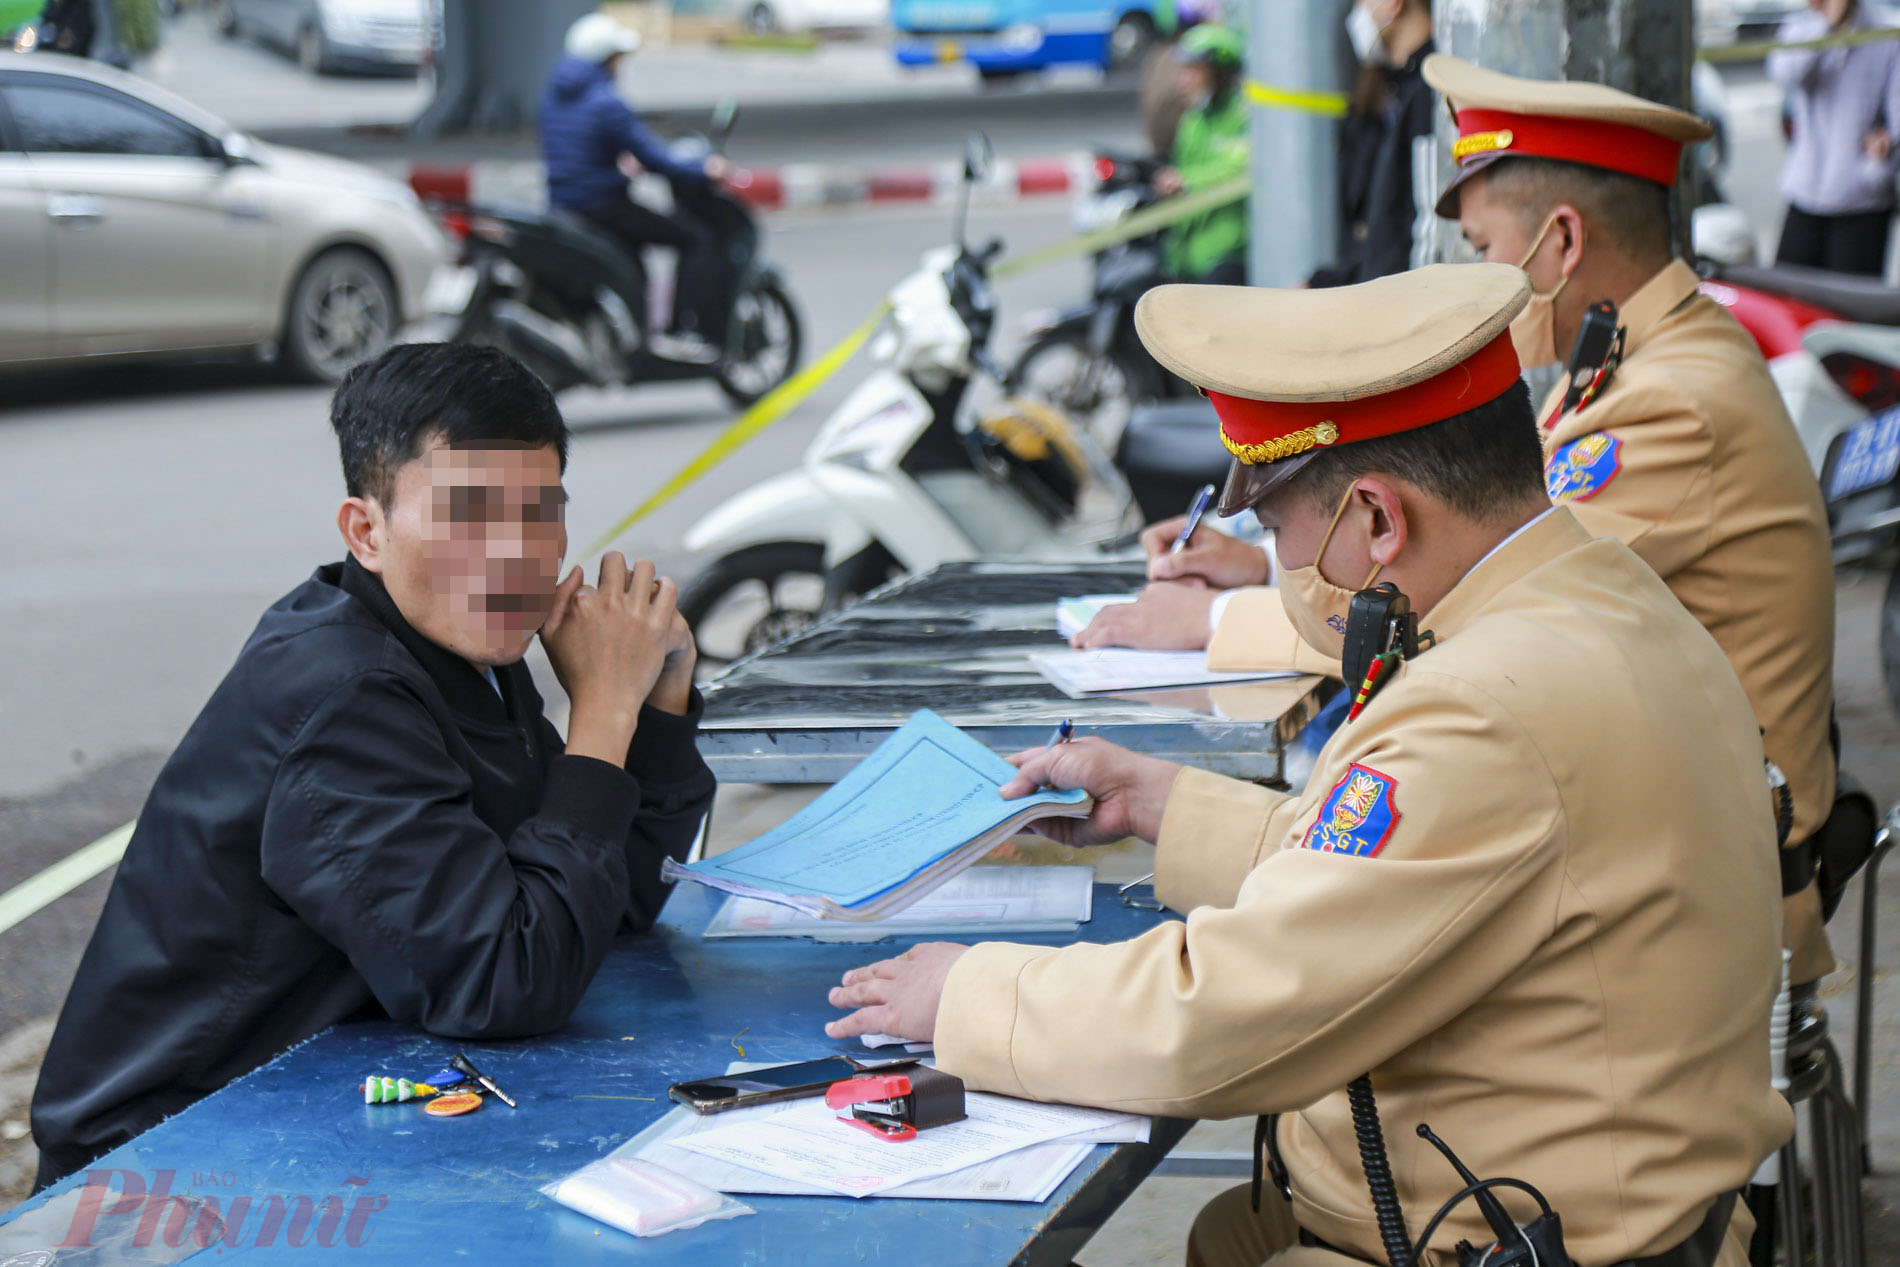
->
584;177;1251;552
993;173;1250;281
581;301;891;555
0;820;133;936
1699;24;1900;65
1244;78;1350;119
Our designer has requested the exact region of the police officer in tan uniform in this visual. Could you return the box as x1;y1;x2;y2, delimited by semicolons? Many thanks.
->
827;265;1790;1267
1422;55;1839;989
1087;59;1842;992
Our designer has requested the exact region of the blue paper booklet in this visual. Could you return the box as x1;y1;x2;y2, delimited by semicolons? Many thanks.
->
662;711;1090;920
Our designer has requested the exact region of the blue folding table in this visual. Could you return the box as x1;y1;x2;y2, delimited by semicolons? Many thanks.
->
0;884;1191;1265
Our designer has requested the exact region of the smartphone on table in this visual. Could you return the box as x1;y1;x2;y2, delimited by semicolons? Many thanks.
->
667;1055;919;1115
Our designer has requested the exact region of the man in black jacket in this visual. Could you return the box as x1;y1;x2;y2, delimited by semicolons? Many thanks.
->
30;343;716;1189
1309;0;1434;289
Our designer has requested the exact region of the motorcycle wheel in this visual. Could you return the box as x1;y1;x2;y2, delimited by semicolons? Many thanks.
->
680;542;828;674
1005;329;1159;451
715;281;803;409
1881;568;1900;720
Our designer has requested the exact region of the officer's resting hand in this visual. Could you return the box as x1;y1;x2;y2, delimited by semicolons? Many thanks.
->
824;942;968;1042
1142;516;1273;588
999;737;1181;845
1071;580;1217;651
541;552;678;763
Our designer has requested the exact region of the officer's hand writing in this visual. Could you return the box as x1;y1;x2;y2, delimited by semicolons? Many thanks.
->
541;553;678;763
824;943;969;1042
1071;581;1217;650
998;738;1181;845
1869;127;1894;161
1142;516;1273;587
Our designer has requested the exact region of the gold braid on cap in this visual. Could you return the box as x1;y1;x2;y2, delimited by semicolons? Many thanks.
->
1221;421;1339;466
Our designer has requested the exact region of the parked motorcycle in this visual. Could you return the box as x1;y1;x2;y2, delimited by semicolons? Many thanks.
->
1005;149;1191;449
421;102;800;406
678;134;1138;668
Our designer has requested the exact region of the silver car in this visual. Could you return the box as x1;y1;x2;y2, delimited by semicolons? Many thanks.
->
0;52;446;381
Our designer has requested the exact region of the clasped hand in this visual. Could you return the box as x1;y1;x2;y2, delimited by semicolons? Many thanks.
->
541;553;696;763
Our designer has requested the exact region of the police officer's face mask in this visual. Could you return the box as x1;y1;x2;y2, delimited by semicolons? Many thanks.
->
1509;212;1572;370
1277;483;1381;659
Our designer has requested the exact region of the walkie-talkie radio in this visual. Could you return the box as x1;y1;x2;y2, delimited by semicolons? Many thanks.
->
1558;299;1624;420
1342;583;1430;723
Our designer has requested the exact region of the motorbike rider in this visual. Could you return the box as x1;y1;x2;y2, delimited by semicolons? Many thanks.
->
1159;24;1250;285
540;13;732;365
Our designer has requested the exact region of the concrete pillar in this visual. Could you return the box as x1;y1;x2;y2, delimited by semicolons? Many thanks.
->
1422;0;1695;261
1246;0;1351;286
417;0;597;138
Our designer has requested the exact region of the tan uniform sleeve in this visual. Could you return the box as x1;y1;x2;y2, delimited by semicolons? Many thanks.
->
934;671;1568;1118
1547;384;1715;582
1206;587;1342;676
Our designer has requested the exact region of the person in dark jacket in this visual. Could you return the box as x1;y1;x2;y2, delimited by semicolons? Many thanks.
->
36;0;96;56
30;343;717;1190
1308;0;1434;288
540;13;730;364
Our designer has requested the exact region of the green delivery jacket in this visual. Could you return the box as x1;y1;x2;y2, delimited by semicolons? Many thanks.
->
1166;91;1250;280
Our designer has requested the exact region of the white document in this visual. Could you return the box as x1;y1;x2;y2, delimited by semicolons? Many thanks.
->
859;1033;933;1053
703;866;1095;941
1055;594;1140;639
628;1100;1095;1202
1029;647;1301;697
672;1088;1148;1197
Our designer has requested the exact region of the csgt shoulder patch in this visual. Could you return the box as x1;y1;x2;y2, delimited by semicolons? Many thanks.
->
1302;763;1401;858
1545;432;1622;502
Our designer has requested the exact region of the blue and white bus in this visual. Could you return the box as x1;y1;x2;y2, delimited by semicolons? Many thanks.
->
891;0;1167;78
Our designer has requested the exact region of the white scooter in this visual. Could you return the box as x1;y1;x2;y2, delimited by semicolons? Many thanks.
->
678;135;1137;668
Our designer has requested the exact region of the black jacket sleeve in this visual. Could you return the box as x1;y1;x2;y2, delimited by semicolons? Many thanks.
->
260;671;640;1039
533;688;718;933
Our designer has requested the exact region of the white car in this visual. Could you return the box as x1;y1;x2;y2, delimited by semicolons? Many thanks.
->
0;52;447;381
216;0;434;76
742;0;888;35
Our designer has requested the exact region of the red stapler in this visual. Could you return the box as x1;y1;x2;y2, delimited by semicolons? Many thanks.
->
825;1067;966;1142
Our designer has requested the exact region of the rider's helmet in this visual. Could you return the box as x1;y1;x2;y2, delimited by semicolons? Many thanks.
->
566;13;642;62
1176;23;1243;71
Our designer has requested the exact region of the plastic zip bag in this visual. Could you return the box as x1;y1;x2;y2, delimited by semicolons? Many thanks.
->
543;1155;753;1238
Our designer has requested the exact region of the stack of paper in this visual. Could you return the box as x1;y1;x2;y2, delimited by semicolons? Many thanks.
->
1055;593;1139;639
635;1068;1149;1201
702;866;1095;941
1029;647;1300;697
663;711;1090;921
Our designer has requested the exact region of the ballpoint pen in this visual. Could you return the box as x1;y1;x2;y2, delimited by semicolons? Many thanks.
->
1043;718;1074;750
1170;483;1217;555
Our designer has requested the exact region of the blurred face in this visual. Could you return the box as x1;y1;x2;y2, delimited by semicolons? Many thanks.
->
1177;62;1214;104
361;440;569;667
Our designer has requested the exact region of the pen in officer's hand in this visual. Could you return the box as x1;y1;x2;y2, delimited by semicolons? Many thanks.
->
1031;719;1075;790
1170;484;1217;555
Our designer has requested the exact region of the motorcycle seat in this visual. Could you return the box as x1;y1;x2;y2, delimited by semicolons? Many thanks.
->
1713;261;1900;326
1116;399;1233;520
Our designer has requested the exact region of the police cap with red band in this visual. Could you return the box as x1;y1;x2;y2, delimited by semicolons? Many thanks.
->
1133;264;1532;516
1423;54;1712;218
